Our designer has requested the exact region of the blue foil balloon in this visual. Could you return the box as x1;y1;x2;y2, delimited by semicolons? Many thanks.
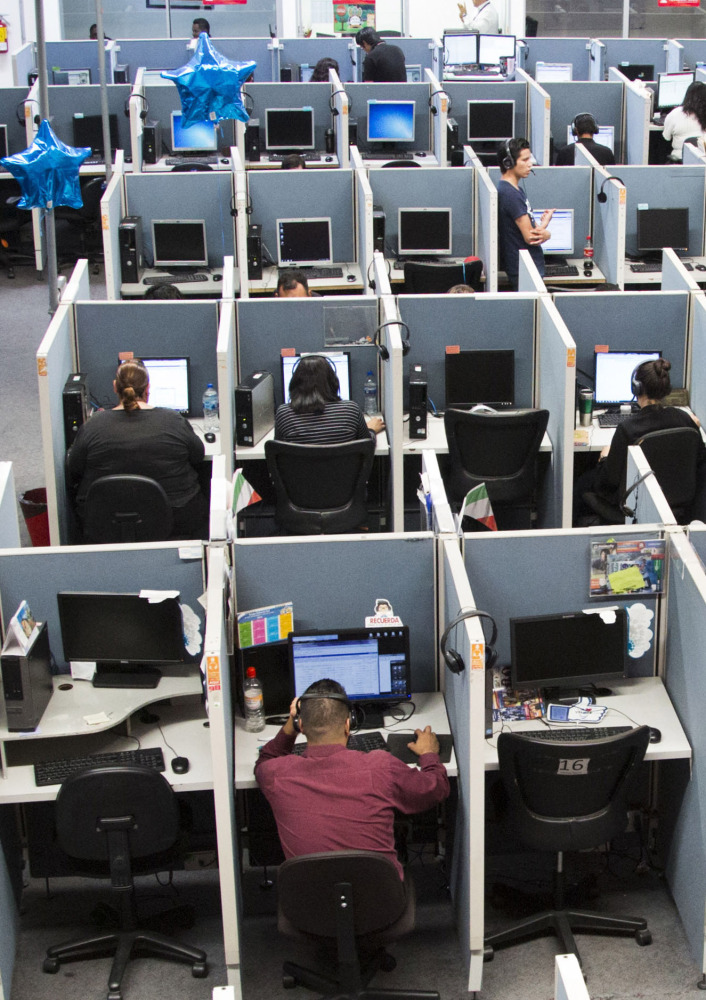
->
0;119;91;210
161;33;255;126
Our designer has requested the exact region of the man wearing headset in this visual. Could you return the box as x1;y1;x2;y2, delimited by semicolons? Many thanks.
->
254;679;449;878
276;269;311;297
554;113;616;167
497;137;553;290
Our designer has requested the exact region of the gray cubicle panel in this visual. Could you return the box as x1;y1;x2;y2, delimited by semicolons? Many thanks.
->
368;167;473;259
462;526;662;677
396;294;536;411
0;88;32;157
676;39;706;71
277;38;358;83
601;38;667;78
142;84;237;151
246;168;355;268
609;165;706;257
0;465;20;550
544;82;623;161
521;38;592;81
74;301;219;410
443;82;527;155
553;290;688;389
124;172;236;269
690;295;706;426
233;535;437;692
626;446;676;526
46;84;133;155
344;83;432;152
45;40;105;81
591;171;624;286
116;38;274;81
235;297;379;408
359;38;436;83
243;82;335;153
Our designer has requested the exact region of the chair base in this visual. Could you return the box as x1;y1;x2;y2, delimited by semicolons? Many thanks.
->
283;950;439;1000
484;906;651;967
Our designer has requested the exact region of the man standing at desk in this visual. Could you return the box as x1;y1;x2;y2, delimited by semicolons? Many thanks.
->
254;679;449;878
497;138;553;290
356;28;407;83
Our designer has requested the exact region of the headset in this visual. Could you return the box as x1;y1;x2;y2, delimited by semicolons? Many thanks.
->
597;176;625;203
230;193;253;218
124;93;149;120
499;139;515;172
428;89;446;116
440;607;498;675
293;690;355;733
571;112;598;137
373;319;411;360
631;363;645;399
241;89;255;116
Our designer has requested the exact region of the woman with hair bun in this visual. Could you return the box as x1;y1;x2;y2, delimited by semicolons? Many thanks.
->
67;359;209;539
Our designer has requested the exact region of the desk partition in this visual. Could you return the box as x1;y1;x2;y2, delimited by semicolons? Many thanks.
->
443;82;527;159
116;38;274;82
544;81;624;163
626;444;677;526
602;38;668;77
621;78;651;165
521;37;592;81
276;37;357;82
344;83;432;154
43;84;133;155
141;83;237;157
0;88;32;158
608;165;706;257
676;39;706;72
590;169;625;286
537;297;576;529
689;294;706;425
359;38;436;83
242;82;335;155
0;465;20;549
521;70;550;166
45;40;107;82
472;151;498;292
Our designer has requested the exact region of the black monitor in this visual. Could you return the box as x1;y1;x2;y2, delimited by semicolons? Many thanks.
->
636;207;689;253
57;591;187;688
619;63;654;82
264;107;315;152
72;113;120;157
467;100;515;142
445;350;515;409
656;71;694;111
510;606;628;697
398;207;452;256
151;219;208;268
276;217;333;267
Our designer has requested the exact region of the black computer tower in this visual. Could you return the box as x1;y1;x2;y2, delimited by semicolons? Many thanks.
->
373;207;385;254
280;62;301;82
142;120;161;164
235;370;275;446
245;118;261;161
235;640;291;717
447;117;460;151
1;623;52;732
348;118;358;146
408;365;428;440
247;223;263;280
113;63;130;84
118;215;143;283
63;372;89;448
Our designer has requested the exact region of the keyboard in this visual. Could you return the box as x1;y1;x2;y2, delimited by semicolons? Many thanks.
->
629;262;662;273
517;726;632;743
83;155;106;166
34;747;166;787
143;272;209;285
266;152;322;162
365;150;415;161
164;155;218;166
386;732;454;765
543;264;580;278
597;410;634;428
291;731;388;756
279;266;344;280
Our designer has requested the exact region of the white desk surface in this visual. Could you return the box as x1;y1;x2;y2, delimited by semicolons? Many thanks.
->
623;256;706;284
141;157;232;173
234;424;389;461
361;152;439;168
234;690;456;790
246;154;339;170
544;259;606;285
121;267;226;298
189;417;221;458
250;263;364;295
483;676;691;771
574;406;702;454
402;416;552;455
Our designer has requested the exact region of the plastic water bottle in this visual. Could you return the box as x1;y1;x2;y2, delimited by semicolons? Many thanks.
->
244;666;265;732
363;371;377;415
583;235;594;261
202;383;219;434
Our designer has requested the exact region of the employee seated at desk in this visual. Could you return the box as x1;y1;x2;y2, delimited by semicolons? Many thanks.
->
277;269;312;297
67;358;209;539
554;113;616;167
662;81;706;161
254;679;449;878
497;138;553;290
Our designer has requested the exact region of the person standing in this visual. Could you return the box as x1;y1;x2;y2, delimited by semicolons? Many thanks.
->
468;0;500;34
355;28;407;82
496;138;553;289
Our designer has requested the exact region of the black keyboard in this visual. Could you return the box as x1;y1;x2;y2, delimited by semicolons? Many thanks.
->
164;155;218;166
279;266;344;280
267;152;322;162
544;264;580;278
292;732;388;756
83;155;106;166
34;747;165;787
629;262;662;273
597;410;634;428
143;272;209;285
365;150;415;161
518;726;632;743
386;732;454;765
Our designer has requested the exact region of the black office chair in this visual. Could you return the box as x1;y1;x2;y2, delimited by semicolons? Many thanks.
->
55;176;105;270
278;850;438;1000
484;727;652;967
265;438;375;535
443;408;549;529
381;160;421;168
82;474;174;543
403;259;483;294
43;766;207;995
170;163;213;171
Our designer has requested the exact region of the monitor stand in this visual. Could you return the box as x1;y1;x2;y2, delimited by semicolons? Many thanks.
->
92;664;162;689
353;703;386;730
543;684;614;705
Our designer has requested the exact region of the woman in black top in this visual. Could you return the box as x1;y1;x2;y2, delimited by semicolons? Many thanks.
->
67;359;209;539
275;355;384;445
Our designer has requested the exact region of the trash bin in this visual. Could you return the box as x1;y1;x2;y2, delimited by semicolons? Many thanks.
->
19;488;50;547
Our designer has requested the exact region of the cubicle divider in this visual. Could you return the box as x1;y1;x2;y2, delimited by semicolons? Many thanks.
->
676;38;706;71
601;38;668;77
209;454;230;542
589;169;625;286
140;83;237;163
521;37;592;81
516;69;550;166
518;247;546;293
422;451;455;535
371;249;392;296
241;82;336;155
379;295;405;532
444;81;527;160
0;465;20;550
217;300;236;480
367;38;436;84
45;40;109;83
690;294;706;424
665;40;683;74
276;37;357;82
355;162;374;292
611;165;706;257
544;81;624;163
330;69;350;168
100;167;124;300
231;151;249;298
555;954;591;1000
618;76;651;165
117;37;275;81
682;142;706;167
344;83;433;153
428;70;447;163
470;148;498;292
589;40;606;82
44;84;132;154
0;88;32;158
661;247;701;292
11;42;35;89
537;297;576;528
626;444;677;526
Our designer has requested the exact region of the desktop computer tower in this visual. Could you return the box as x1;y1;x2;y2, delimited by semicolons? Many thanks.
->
447;117;460;151
1;623;52;732
245;119;261;161
373;207;386;254
247;223;263;280
408;365;428;439
142;120;162;164
113;63;130;83
235;640;291;717
348;118;358;146
280;62;301;82
118;215;143;284
235;370;275;446
63;372;89;448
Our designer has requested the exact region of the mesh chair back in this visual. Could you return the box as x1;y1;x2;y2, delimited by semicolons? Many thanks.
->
637;427;702;515
403;259;483;293
83;474;173;543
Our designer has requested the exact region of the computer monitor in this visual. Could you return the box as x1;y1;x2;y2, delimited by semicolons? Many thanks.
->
565;124;615;152
535;61;573;82
467;100;515;142
140;357;191;416
367;101;415;143
0;124;7;160
406;64;423;83
445;349;515;409
300;63;315;83
443;31;478;68
170;111;218;153
619;63;654;82
510;607;628;696
57;591;187;688
594;350;662;407
52;68;92;85
636;207;689;253
289;625;412;727
398;208;453;256
656;71;695;111
281;351;352;402
264;107;315;152
477;34;516;67
276;217;333;267
151;220;208;268
531;208;574;256
72;113;120;157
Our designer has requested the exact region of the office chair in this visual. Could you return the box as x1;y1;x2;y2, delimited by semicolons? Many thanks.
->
55;176;105;271
0;189;34;279
278;850;439;1000
82;474;174;543
265;438;375;535
443;408;549;528
402;259;483;294
43;766;207;995
381;160;421;167
484;727;652;967
170;162;213;171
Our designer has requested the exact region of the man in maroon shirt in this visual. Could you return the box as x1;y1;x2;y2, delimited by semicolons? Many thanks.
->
254;679;450;879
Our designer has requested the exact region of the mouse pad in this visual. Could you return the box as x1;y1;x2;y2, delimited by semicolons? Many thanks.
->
386;733;453;765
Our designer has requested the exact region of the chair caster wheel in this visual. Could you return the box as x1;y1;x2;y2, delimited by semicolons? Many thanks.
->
283;974;297;988
108;990;122;1000
636;929;652;946
379;952;397;972
43;957;60;973
483;945;494;962
192;961;208;978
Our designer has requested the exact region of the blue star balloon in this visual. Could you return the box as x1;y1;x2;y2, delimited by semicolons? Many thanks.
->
161;33;255;126
0;118;91;210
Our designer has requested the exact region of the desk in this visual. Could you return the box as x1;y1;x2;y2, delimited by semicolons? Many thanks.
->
249;263;364;295
234;690;456;789
623;257;706;285
189;417;221;459
483;676;691;770
141;157;233;173
246;154;340;170
574;407;703;454
121;267;228;299
234;424;389;461
361;152;440;168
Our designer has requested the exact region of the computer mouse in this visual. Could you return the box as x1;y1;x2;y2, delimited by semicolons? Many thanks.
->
418;151;426;157
649;727;662;744
171;756;190;774
221;157;229;164
124;154;132;164
204;431;216;443
696;264;706;272
347;274;356;282
325;156;333;162
213;273;222;281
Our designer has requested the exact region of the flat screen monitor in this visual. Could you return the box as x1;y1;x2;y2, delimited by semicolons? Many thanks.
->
300;63;315;83
477;34;516;66
531;208;574;256
398;207;453;256
445;349;515;409
277;217;333;267
656;71;695;111
594;350;662;407
406;64;422;83
443;31;478;68
72;112;119;157
140;356;191;415
510;607;628;694
57;591;187;688
281;351;351;402
636;207;689;253
566;124;615;152
151;219;208;268
467;100;515;142
170;111;218;153
535;61;573;82
367;101;415;143
0;124;7;160
264;107;315;151
52;68;92;85
619;63;654;82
